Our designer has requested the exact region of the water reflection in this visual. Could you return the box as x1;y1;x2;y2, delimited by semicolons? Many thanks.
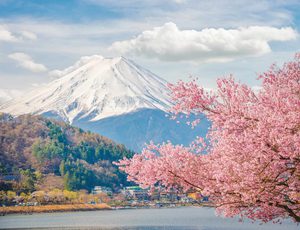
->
0;207;297;230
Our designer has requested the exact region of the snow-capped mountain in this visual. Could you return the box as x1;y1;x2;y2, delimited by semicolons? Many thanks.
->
1;55;209;151
1;55;172;123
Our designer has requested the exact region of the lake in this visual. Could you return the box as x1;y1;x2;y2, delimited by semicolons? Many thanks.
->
0;207;298;229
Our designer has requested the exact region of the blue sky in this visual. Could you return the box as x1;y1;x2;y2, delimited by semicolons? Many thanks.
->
0;0;299;98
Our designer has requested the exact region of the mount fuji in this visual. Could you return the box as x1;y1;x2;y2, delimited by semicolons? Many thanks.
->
1;55;209;151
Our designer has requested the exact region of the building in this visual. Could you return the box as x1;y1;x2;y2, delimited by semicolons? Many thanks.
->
91;186;113;196
122;186;149;200
159;191;178;202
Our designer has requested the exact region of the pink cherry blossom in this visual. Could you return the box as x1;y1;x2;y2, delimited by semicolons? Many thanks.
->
116;53;300;223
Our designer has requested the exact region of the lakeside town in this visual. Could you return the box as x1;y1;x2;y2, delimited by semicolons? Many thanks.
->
0;185;210;215
0;115;209;215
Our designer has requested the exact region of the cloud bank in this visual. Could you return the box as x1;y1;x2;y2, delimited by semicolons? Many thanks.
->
110;22;297;62
0;25;37;43
8;52;48;73
0;25;18;42
20;31;37;41
49;55;104;78
0;88;23;104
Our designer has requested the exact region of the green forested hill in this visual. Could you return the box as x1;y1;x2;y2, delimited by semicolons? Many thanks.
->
0;113;134;193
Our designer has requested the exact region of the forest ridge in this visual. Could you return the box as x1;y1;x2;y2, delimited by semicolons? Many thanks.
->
0;113;134;193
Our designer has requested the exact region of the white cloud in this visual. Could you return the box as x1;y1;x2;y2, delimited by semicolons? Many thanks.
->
84;0;297;28
0;0;299;91
110;22;297;62
0;25;37;42
0;88;23;104
20;31;37;40
172;0;185;3
8;52;48;73
0;25;18;42
48;55;103;78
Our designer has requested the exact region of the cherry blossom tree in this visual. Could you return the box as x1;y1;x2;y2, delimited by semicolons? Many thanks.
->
116;54;300;223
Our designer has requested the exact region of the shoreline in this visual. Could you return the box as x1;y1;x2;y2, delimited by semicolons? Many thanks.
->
0;203;111;215
0;203;214;216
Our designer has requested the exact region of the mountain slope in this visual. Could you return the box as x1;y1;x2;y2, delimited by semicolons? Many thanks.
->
1;56;172;123
0;113;134;192
74;108;209;151
0;55;209;152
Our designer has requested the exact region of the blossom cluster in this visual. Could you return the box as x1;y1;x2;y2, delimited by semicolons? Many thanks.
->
116;54;300;223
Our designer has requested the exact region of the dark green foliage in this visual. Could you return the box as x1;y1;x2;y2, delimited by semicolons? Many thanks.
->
32;140;65;162
0;113;134;192
46;120;68;144
18;169;36;193
60;160;95;191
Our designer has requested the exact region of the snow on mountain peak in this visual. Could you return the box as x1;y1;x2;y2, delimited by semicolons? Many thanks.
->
1;55;172;123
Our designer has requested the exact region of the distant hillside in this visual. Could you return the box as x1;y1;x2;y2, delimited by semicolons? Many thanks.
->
0;113;134;192
75;108;210;151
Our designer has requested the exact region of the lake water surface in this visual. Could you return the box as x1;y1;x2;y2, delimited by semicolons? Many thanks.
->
0;207;298;230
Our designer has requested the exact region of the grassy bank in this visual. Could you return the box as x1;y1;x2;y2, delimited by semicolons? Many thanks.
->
0;203;111;215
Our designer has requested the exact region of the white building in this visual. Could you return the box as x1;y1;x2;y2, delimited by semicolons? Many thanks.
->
92;186;113;195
